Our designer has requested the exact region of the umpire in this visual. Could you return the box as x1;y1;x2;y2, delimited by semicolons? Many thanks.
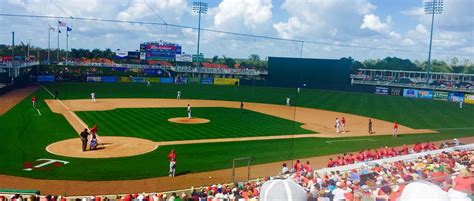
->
80;128;90;151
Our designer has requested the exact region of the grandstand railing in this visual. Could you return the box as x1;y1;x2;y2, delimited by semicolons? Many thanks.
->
352;79;474;93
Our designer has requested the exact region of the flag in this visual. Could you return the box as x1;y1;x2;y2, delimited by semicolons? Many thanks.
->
67;27;72;32
58;20;66;27
49;24;55;31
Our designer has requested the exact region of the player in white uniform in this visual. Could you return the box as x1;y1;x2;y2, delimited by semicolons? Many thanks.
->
286;97;290;106
91;92;96;102
177;91;181;99
187;104;192;119
335;118;341;133
459;101;463;109
146;80;151;87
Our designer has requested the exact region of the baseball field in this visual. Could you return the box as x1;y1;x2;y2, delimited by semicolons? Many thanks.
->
0;82;473;194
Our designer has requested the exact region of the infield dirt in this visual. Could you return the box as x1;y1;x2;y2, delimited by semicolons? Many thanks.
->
43;98;434;158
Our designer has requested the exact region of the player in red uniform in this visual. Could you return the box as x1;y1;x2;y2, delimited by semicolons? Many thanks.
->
341;117;346;133
31;96;37;108
392;121;398;137
168;149;177;177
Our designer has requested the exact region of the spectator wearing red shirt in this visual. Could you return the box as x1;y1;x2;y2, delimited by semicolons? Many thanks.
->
303;161;312;173
327;158;335;168
392;121;398;137
294;160;302;172
414;143;423;153
168;150;176;177
401;144;409;155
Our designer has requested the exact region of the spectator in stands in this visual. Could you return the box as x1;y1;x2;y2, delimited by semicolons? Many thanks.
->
452;168;473;194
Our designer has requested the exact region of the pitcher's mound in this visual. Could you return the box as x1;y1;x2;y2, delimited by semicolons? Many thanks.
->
46;136;157;158
168;117;210;124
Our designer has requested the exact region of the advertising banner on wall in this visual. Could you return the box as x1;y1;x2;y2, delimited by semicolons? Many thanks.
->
187;77;200;84
433;91;448;101
144;68;158;75
403;89;418;98
37;75;55;82
375;87;389;95
201;77;213;85
175;76;188;84
118;76;131;82
146;77;160;82
131;77;146;83
418;90;434;99
86;76;102;82
160;77;174;83
214;78;240;85
101;76;117;83
390;88;402;96
448;92;464;102
464;94;474;104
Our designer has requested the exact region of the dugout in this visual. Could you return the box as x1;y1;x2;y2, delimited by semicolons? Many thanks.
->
267;57;355;91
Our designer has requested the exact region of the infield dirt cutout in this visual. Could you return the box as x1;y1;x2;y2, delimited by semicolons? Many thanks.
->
44;98;434;158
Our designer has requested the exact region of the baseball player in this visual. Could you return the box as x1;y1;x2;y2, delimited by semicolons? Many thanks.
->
459;101;463;109
240;101;244;110
368;119;373;134
392;121;398;137
297;87;300;93
31;96;37;108
168;149;176;177
177;91;181;99
91;92;96;102
187;104;192;119
335;118;341;133
286;97;290;107
80;128;90;151
341;117;346;133
146;80;151;87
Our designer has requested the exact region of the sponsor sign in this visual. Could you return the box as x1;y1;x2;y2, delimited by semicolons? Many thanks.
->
101;76;117;83
144;68;158;75
113;67;128;71
128;51;140;59
390;88;402;96
448;92;464;102
188;77;200;84
201;77;213;85
160;77;174;83
418;90;434;99
433;91;448;101
375;87;389;95
214;78;240;86
464;94;474;104
403;89;419;98
37;75;55;82
118;76;131;82
86;76;102;82
115;50;128;58
131;77;146;83
175;76;188;84
146;77;160;82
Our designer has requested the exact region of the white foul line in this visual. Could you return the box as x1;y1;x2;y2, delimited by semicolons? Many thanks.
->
41;85;102;142
326;138;376;144
36;109;42;116
432;127;474;131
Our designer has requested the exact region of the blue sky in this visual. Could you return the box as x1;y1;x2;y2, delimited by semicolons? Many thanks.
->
0;0;472;62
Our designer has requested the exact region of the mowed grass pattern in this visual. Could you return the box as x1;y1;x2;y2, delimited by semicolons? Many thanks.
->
75;107;313;141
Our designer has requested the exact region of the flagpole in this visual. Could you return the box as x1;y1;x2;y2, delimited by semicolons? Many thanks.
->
48;28;51;63
66;30;69;65
57;22;59;62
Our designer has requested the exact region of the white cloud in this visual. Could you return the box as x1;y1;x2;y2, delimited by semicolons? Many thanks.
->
273;0;376;40
212;0;273;31
360;14;390;33
117;0;188;23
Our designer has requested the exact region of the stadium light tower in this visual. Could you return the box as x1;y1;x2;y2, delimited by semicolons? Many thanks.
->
424;0;443;85
192;1;207;68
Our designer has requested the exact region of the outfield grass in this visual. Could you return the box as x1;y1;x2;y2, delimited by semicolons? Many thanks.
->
76;107;313;141
0;82;472;180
